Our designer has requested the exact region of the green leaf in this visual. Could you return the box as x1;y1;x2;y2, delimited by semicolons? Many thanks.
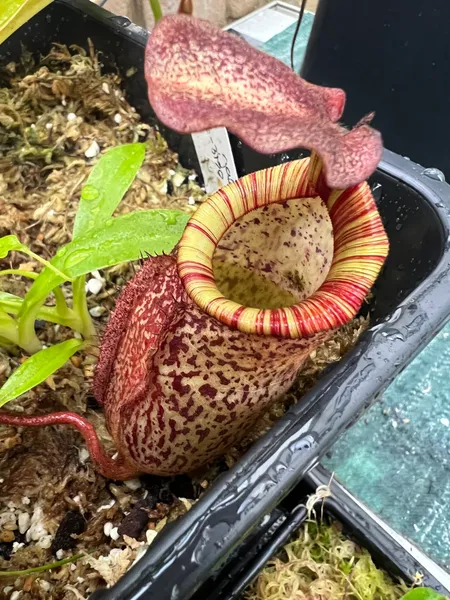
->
149;0;163;21
0;338;84;407
0;308;19;346
0;291;82;331
0;291;22;314
401;589;447;600
0;234;70;280
73;143;146;239
0;0;53;45
18;209;189;324
0;269;37;280
0;235;24;258
57;210;189;276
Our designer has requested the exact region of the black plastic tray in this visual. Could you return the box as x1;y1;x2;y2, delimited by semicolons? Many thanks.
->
192;465;450;599
4;2;450;598
299;0;450;181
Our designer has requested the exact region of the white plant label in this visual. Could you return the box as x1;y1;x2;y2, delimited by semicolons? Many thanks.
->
191;127;238;194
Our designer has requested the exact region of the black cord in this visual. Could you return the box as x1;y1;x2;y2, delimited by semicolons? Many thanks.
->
99;0;108;6
290;0;308;71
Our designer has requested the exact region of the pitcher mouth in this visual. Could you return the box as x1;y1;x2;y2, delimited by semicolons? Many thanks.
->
177;154;389;339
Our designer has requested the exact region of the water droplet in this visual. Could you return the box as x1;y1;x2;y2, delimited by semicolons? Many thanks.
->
109;15;131;27
381;328;405;342
91;207;100;216
395;223;402;231
45;13;51;23
165;213;178;226
422;167;446;182
105;219;114;227
81;184;99;201
159;211;178;226
371;182;383;202
65;250;90;269
405;314;426;332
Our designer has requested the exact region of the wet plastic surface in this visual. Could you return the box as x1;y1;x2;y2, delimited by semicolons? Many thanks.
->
191;465;450;599
324;324;450;570
4;2;450;599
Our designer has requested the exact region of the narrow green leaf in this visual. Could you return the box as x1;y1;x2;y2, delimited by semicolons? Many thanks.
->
73;143;146;239
0;308;19;346
0;338;84;407
18;271;65;329
401;589;447;600
0;269;38;280
149;0;163;21
0;292;82;330
18;209;189;322
0;0;53;45
0;291;22;314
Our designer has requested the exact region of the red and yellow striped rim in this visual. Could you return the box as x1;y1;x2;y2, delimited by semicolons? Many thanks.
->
177;153;389;338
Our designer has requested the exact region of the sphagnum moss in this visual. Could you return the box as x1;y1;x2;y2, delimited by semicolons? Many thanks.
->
246;519;410;600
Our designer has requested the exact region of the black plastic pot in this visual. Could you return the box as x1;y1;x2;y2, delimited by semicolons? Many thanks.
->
191;465;450;599
300;0;450;181
4;2;450;599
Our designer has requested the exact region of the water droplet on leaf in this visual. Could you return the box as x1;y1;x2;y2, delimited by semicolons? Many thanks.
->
65;250;90;269
159;212;178;226
165;213;178;226
81;185;100;201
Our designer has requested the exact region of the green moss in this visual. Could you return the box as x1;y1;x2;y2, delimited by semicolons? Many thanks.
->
246;519;410;600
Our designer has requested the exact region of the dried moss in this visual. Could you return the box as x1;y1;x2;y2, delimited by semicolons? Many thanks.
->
0;42;204;256
246;519;410;600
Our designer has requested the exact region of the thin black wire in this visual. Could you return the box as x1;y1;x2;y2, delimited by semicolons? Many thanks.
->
290;0;308;71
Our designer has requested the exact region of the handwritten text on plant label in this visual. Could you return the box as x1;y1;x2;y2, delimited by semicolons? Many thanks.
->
192;128;238;194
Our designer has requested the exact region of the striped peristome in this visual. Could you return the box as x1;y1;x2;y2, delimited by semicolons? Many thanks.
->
178;155;389;339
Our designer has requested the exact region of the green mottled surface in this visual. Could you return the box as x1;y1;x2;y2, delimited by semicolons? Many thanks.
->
245;6;450;571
